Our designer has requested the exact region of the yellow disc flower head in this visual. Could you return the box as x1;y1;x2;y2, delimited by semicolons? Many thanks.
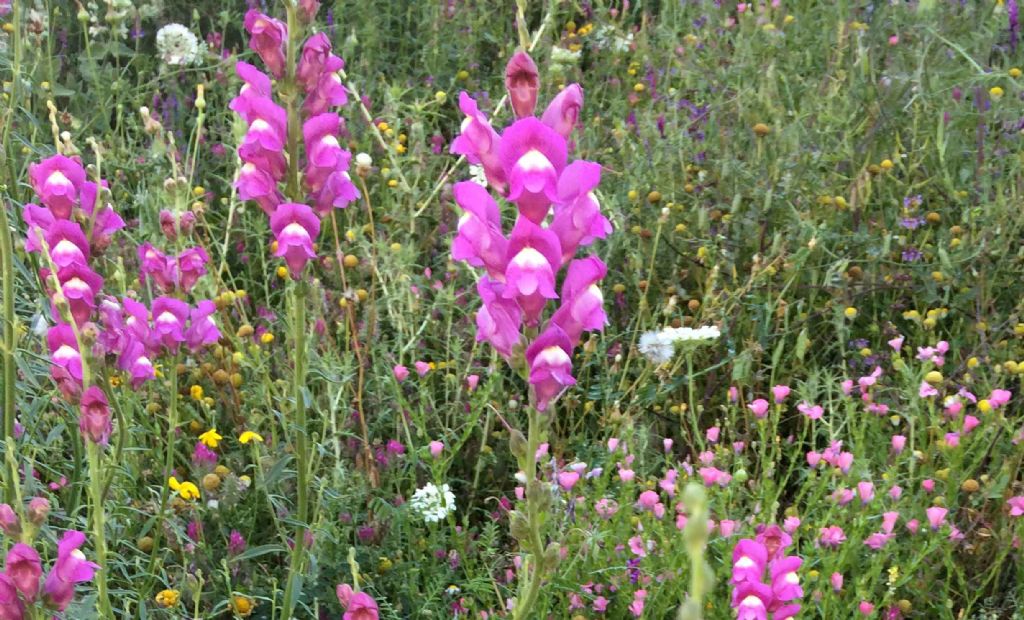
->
168;477;200;501
155;589;181;608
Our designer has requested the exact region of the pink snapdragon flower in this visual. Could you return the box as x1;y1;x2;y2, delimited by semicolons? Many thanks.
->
270;203;321;278
505;51;539;118
42;531;99;611
28;154;86;218
5;543;42;601
244;10;287;77
79;386;112;446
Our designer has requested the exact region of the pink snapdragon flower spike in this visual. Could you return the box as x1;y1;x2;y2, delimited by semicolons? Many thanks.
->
28;154;86;219
499;118;567;223
138;243;177;293
177;247;210;293
21;203;55;253
42;531;99;612
243;10;287;78
270;203;321;278
303;114;349;191
297;33;333;91
451;93;506;192
475;278;523;358
452;182;509;278
733;581;773;620
542;83;583;138
239;98;289;180
770;556;803;601
503;216;562;324
526;326;576;411
79;386;113;446
302;60;347;117
5;542;42;601
505;51;539;118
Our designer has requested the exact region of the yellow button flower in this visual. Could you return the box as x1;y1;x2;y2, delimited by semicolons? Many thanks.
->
199;428;223;448
155;589;181;607
239;431;264;445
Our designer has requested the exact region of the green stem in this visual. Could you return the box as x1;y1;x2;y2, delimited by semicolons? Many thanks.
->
512;405;547;620
142;354;180;597
87;441;114;618
0;200;15;450
280;282;309;616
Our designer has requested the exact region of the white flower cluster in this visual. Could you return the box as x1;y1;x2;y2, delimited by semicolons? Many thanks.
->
638;325;721;364
156;23;201;66
409;482;457;523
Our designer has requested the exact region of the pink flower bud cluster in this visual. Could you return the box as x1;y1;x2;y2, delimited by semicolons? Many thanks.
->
234;10;359;279
450;51;611;412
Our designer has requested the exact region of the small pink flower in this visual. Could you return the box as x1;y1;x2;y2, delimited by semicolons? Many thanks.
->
707;426;721;443
830;572;843;592
922;479;935;493
881;511;899;534
414;361;431;377
859;601;875;616
783;516;801;533
771;385;791;403
962;415;980;434
819;525;846;548
637;490;659;510
919;381;939;398
1007;496;1024;517
663;438;673;453
926;506;948;530
841;379;854;395
891;435;906;453
728;386;739;402
857;481;875;504
906;519;920;534
889;485;903;500
618;468;635;483
887;335;904;351
748;399;769;418
797;401;823;420
466;374;480;391
428;441;444;459
557;471;580;492
393;365;409;382
989;389;1012;408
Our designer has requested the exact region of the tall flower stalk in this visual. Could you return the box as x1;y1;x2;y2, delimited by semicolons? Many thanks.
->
449;50;609;618
233;1;357;613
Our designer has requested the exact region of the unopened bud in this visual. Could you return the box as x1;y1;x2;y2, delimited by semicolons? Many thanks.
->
27;497;50;525
0;503;20;537
195;85;206;111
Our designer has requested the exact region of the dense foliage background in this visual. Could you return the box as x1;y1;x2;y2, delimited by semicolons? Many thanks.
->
1;0;1023;618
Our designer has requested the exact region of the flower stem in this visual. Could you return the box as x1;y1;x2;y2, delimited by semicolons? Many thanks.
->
280;281;310;617
142;353;180;598
0;200;15;451
512;404;547;620
87;441;114;618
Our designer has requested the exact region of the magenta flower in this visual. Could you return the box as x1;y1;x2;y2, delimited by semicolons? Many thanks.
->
771;385;791;403
475;278;523;358
864;532;894;550
0;573;24;620
499;118;567;223
542;83;583;138
28;154;86;219
229;61;273;121
550;256;607;345
53;263;103;326
392;365;409;382
185;300;221;350
504;216;562;324
748;398;769;418
769;555;803;601
337;584;379;620
989;388;1012;408
239;98;289;180
414;361;430;377
731;539;767;584
0;504;19;537
236;162;283;215
79;386;112;446
550;161;611;263
42;531;99;612
525;326;575;411
733;581;772;620
152;297;190;351
857;481;875;504
310;165;360;214
557;471;580;491
505;51;539;118
830;572;844;592
244;10;287;77
44;220;90;269
138;243;176;293
303;114;350;191
78;181;124;250
270;203;321;278
451;93;506;192
296;33;333;91
47;325;82;383
891;434;906;453
1008;496;1024;517
21;203;55;253
452;181;509;279
177;247;210;293
881;511;900;533
303;64;348;117
5;543;42;601
796;401;822;420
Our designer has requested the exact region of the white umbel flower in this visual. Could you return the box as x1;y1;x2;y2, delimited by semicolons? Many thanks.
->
156;23;200;66
638;325;720;364
410;482;457;523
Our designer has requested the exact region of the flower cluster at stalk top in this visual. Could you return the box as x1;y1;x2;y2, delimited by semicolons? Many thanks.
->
450;50;611;412
232;9;358;279
638;325;720;364
23;154;220;405
409;482;457;523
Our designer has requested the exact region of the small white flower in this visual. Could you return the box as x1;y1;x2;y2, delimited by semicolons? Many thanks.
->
156;23;200;66
638;330;674;364
468;164;488;187
355;152;373;167
410;482;457;523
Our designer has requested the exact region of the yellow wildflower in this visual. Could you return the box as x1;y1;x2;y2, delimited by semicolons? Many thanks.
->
239;431;264;445
156;589;181;607
199;428;223;448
